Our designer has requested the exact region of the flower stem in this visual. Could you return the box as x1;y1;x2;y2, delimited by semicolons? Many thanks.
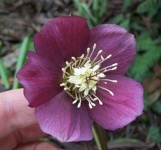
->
92;123;108;150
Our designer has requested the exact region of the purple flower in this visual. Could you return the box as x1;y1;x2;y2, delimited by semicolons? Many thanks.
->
17;16;143;142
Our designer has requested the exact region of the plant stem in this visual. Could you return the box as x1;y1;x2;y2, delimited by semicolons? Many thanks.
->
92;123;108;150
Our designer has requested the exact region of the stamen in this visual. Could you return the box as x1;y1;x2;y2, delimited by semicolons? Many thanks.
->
71;60;78;68
64;87;69;91
94;54;112;66
72;99;78;104
89;43;96;59
102;67;117;73
77;101;81;108
64;89;76;99
60;83;66;86
65;61;69;65
98;86;114;96
100;63;118;72
90;92;103;105
101;79;117;83
86;96;95;109
105;54;112;59
77;94;82;108
80;54;84;58
72;91;78;104
87;47;90;53
62;68;70;78
61;43;117;109
92;50;102;64
80;48;90;66
71;57;76;61
89;71;105;78
88;103;93;109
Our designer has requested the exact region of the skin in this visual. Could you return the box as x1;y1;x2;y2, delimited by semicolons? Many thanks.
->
0;89;60;150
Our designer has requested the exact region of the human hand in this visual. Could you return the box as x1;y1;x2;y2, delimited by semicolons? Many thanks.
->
0;89;59;150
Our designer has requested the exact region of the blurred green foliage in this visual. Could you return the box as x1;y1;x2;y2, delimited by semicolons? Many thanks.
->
137;0;161;15
73;0;108;27
13;34;31;89
152;99;161;114
0;41;10;89
148;126;161;143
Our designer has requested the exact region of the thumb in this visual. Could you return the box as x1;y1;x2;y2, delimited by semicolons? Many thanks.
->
15;141;60;150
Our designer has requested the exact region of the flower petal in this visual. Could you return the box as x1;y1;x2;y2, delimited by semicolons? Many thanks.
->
34;16;90;66
17;51;62;107
88;24;136;75
88;75;143;130
35;91;93;142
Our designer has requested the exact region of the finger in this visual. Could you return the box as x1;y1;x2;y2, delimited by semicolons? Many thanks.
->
0;89;47;149
0;89;37;138
15;142;60;150
0;124;46;150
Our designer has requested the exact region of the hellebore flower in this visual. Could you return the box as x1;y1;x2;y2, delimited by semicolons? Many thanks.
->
17;16;143;142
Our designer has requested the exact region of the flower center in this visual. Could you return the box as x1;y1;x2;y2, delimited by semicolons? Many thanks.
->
60;43;118;109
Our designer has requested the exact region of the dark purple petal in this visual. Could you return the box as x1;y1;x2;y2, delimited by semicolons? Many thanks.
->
34;16;90;67
35;91;93;142
17;51;62;107
88;75;143;130
88;24;136;75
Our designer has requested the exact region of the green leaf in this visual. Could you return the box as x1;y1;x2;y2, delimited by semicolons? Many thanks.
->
81;3;97;24
122;0;133;10
137;0;161;14
144;92;149;111
131;22;145;32
148;126;161;143
0;42;10;89
110;14;131;30
119;18;130;30
92;0;99;11
0;41;2;54
73;0;108;27
99;0;108;18
110;14;124;24
111;137;141;143
0;60;10;89
12;34;31;89
136;33;155;52
129;36;161;81
92;0;99;23
152;99;161;114
73;0;81;12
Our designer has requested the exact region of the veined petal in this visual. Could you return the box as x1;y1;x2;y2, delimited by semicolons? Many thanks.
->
34;16;90;65
17;51;62;107
88;24;136;75
35;91;93;142
88;75;143;130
